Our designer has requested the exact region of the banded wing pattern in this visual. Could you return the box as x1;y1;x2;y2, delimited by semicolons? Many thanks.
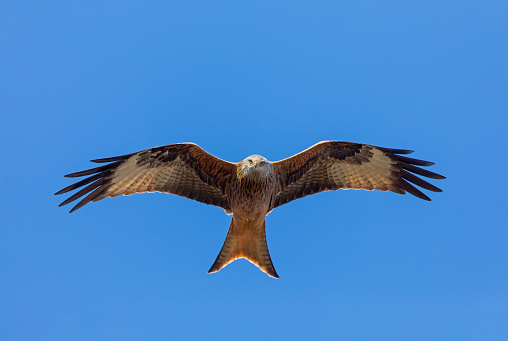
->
271;141;445;209
55;143;236;213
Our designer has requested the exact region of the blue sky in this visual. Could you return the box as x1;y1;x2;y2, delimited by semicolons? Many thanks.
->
1;1;507;340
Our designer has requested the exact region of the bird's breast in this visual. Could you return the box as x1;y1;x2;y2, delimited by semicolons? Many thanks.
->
229;174;276;215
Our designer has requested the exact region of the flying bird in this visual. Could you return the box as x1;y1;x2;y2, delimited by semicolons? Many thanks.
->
56;141;445;278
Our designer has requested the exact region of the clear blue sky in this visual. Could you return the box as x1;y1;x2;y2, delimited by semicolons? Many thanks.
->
1;1;507;340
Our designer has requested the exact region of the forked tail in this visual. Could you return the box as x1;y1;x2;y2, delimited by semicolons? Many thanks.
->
208;218;278;278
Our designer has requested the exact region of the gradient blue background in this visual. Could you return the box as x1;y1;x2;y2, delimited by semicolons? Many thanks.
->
1;1;507;340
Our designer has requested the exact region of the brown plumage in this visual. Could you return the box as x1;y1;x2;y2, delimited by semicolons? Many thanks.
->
56;141;445;278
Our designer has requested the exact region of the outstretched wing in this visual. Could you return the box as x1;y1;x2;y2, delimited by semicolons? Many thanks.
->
56;143;237;213
271;141;445;209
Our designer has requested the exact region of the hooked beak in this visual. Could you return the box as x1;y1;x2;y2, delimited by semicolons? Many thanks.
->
253;161;258;169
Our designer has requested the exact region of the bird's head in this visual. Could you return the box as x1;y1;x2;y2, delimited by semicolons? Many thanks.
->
239;155;272;179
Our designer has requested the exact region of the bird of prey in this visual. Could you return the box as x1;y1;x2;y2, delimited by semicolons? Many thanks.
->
56;141;445;278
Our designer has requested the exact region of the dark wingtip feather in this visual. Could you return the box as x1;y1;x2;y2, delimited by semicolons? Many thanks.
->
64;161;122;177
399;179;432;201
68;204;81;213
378;147;414;155
395;155;435;167
68;201;84;213
401;169;442;193
55;173;102;195
58;153;134;212
58;178;104;208
68;186;107;213
90;153;135;163
402;163;446;179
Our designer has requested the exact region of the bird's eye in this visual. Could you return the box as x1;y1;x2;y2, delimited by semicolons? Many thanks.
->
248;159;253;164
260;161;265;166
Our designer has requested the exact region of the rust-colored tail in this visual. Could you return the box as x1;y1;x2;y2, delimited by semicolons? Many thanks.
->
208;218;278;278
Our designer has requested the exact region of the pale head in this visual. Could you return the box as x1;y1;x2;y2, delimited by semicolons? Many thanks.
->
239;155;272;179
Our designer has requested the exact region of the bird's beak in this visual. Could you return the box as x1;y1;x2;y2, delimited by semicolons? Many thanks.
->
253;161;258;169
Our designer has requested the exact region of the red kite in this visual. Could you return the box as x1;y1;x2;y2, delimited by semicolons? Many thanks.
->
56;141;445;278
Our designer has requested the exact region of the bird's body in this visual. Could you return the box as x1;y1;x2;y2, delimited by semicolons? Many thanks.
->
56;141;445;278
210;155;279;277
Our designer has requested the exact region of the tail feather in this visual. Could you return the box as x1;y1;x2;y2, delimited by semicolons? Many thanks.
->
208;218;278;278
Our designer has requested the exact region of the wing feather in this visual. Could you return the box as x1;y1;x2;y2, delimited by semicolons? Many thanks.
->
56;143;236;213
272;141;445;208
55;173;102;195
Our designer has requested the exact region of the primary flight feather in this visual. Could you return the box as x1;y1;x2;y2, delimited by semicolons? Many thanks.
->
56;141;445;278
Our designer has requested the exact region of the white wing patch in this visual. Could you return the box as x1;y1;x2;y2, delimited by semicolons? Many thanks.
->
329;148;398;191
